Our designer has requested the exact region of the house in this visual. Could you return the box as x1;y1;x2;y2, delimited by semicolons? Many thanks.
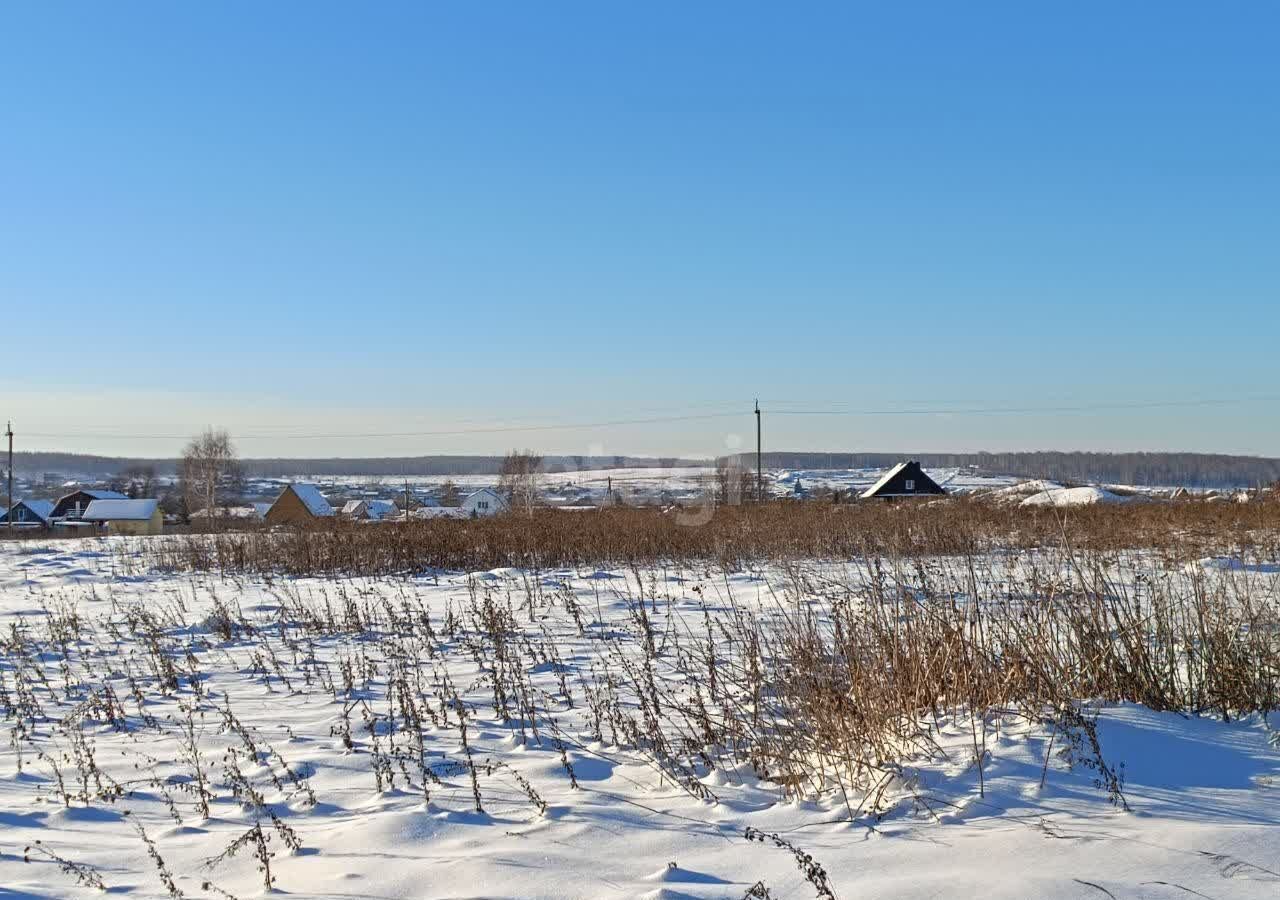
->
341;499;372;520
860;461;947;500
0;499;56;529
341;498;401;521
51;489;128;521
461;488;509;517
263;483;334;526
367;499;399;520
81;498;164;536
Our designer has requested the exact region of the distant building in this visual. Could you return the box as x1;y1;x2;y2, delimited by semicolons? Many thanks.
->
340;498;401;521
51;489;128;521
264;483;335;526
82;498;164;536
860;461;947;500
341;499;372;520
367;499;399;520
0;499;55;529
461;488;509;517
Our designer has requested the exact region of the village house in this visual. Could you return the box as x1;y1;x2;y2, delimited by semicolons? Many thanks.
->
81;498;164;536
461;487;509;517
860;461;947;500
50;489;128;522
342;498;402;521
264;483;335;526
0;499;56;530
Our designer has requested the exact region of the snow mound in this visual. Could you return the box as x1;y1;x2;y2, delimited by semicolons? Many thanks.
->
993;479;1065;498
1021;486;1128;508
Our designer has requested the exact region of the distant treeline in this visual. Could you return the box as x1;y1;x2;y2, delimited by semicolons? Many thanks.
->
9;452;704;479
723;451;1280;488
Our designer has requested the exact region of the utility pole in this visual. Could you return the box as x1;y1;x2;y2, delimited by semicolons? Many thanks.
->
404;479;411;522
754;400;762;504
5;421;12;531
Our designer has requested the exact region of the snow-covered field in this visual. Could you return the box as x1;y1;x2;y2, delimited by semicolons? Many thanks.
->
1;539;1277;899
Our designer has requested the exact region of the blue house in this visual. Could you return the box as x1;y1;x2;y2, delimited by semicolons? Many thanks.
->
0;499;56;529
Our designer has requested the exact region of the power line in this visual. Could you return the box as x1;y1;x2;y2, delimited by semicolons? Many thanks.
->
20;411;745;442
13;394;1273;443
767;395;1278;417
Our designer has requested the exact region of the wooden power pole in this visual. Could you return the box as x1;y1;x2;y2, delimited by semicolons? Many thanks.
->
5;421;12;531
754;400;762;503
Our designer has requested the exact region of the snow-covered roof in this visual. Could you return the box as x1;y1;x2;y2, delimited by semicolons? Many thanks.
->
860;466;911;499
2;499;55;524
252;503;272;519
341;500;367;515
24;499;55;521
287;484;334;517
412;507;468;520
367;499;399;519
463;488;506;504
860;462;909;499
82;499;160;521
68;489;128;501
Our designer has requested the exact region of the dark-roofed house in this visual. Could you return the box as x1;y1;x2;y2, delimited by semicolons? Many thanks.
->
860;461;947;500
1;499;56;530
264;483;335;527
51;489;128;522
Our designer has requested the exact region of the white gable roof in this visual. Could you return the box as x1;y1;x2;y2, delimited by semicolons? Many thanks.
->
464;487;504;502
860;462;910;500
82;498;160;521
288;483;334;517
367;499;399;519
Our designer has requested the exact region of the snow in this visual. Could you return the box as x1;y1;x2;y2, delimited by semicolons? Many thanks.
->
79;498;159;521
1021;486;1130;508
286;483;334;517
991;478;1065;498
860;461;911;499
411;506;468;519
0;541;1275;899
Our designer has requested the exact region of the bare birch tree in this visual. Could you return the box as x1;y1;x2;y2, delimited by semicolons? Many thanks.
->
498;450;542;515
181;428;240;527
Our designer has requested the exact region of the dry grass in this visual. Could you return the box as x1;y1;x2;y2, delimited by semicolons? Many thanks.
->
140;497;1280;577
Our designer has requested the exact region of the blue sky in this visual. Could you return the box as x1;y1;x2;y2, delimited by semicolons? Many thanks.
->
3;2;1277;458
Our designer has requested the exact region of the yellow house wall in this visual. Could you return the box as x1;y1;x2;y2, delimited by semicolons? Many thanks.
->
104;510;164;536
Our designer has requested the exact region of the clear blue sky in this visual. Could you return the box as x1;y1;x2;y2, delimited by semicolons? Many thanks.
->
4;2;1277;459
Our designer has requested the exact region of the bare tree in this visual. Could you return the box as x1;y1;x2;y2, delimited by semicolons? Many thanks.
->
439;479;461;508
498;450;542;515
181;428;240;527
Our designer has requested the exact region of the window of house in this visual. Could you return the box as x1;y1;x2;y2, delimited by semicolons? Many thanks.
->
905;479;915;491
